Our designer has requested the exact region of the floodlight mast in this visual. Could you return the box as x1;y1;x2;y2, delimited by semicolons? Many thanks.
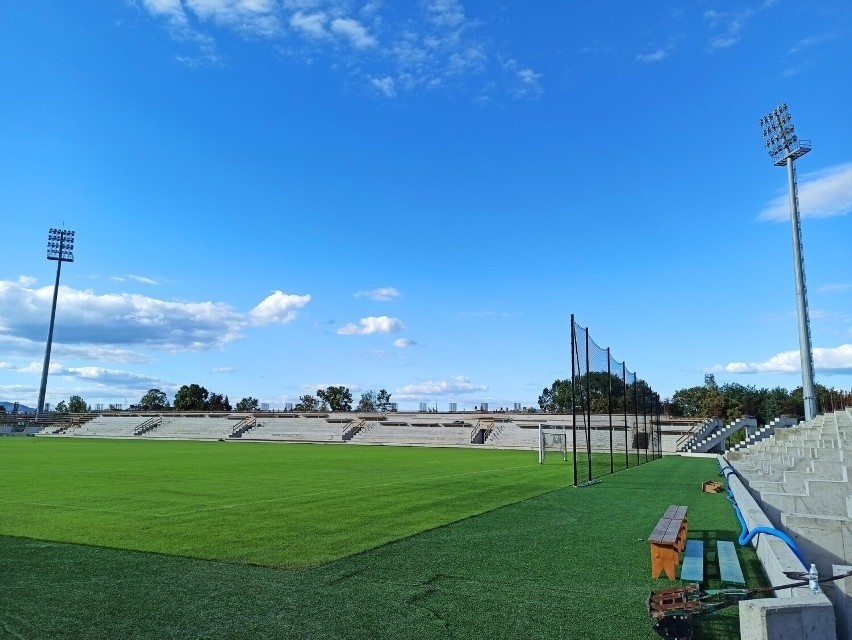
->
759;104;817;421
36;228;75;415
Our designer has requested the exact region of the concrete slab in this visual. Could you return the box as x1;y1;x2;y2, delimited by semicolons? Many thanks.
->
781;514;852;579
831;564;851;640
739;597;836;640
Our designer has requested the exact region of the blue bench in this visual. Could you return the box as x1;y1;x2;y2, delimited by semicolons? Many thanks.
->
717;541;745;585
679;540;704;583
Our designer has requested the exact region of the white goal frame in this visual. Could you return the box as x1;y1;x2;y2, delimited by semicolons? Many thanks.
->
538;424;568;464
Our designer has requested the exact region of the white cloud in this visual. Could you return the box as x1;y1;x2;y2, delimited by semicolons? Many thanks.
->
0;278;309;352
816;283;851;294
137;1;537;100
248;290;312;325
636;48;669;63
212;366;237;373
142;0;221;65
703;7;756;51
370;76;397;98
395;375;487;398
502;58;543;99
759;163;852;222
513;67;543;98
17;361;65;375
63;366;169;388
0;362;14;370
707;35;740;50
128;274;158;285
17;275;37;287
183;0;282;36
0;335;154;364
337;316;404;335
354;287;400;302
330;17;376;49
112;274;158;285
424;0;466;29
290;11;328;39
710;344;852;374
393;337;415;348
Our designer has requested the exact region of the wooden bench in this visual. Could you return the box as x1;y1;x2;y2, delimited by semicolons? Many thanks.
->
649;505;688;580
717;541;745;585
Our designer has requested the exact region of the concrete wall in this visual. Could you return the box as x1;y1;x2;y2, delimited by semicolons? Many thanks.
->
719;456;837;639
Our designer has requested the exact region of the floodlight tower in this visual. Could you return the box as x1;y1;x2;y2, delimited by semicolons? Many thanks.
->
36;228;75;415
759;104;817;421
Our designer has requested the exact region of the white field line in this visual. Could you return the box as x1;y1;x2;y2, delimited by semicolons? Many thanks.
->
0;463;542;520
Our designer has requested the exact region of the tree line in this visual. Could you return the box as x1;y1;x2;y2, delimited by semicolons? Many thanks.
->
538;373;851;425
538;373;657;414
50;385;394;414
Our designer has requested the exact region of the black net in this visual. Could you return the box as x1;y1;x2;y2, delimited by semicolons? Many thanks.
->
570;316;661;485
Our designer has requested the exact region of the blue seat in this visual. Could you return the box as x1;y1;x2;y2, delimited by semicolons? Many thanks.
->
680;540;704;583
717;541;745;585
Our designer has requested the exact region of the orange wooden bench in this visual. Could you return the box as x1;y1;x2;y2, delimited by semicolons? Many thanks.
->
648;505;688;580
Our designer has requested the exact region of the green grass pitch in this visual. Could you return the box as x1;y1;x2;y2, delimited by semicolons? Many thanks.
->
1;438;760;639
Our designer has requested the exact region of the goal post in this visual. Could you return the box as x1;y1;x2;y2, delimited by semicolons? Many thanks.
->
538;423;568;464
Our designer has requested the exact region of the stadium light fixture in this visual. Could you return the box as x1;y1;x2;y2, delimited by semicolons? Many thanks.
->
759;104;817;421
37;228;76;415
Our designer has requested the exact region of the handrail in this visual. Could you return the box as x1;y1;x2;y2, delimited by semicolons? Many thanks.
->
470;418;493;442
231;416;256;435
342;419;365;439
718;461;808;568
134;416;162;435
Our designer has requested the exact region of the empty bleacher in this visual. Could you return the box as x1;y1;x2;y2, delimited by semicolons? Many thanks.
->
725;408;852;638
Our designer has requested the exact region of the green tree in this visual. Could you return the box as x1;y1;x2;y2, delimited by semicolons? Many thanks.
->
173;384;209;411
54;400;69;413
294;394;322;412
208;393;231;411
68;395;89;413
235;397;259;412
377;389;392;411
357;390;377;412
538;379;572;413
139;388;169;410
317;386;352;412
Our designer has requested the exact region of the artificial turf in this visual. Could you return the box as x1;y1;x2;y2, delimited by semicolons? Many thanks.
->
1;439;763;639
0;438;572;567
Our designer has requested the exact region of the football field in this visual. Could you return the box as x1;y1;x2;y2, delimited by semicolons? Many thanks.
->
0;438;572;567
1;438;757;639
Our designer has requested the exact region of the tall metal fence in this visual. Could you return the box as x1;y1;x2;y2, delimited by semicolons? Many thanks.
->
570;314;661;486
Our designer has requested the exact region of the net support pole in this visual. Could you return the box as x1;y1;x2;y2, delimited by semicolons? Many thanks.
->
571;315;578;487
585;328;592;483
623;362;629;469
634;376;640;467
642;390;648;463
607;347;613;475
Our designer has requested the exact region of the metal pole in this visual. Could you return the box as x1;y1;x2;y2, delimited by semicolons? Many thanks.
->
571;315;578;487
585;328;592;483
607;348;613;475
642;389;648;463
787;156;818;421
623;362;629;469
657;393;663;459
634;377;640;467
37;248;63;415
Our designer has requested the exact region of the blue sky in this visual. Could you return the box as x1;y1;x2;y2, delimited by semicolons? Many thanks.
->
2;0;851;411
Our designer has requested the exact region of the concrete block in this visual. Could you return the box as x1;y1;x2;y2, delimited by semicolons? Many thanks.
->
764;492;849;520
739;597;836;640
782;514;851;576
833;564;852;640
